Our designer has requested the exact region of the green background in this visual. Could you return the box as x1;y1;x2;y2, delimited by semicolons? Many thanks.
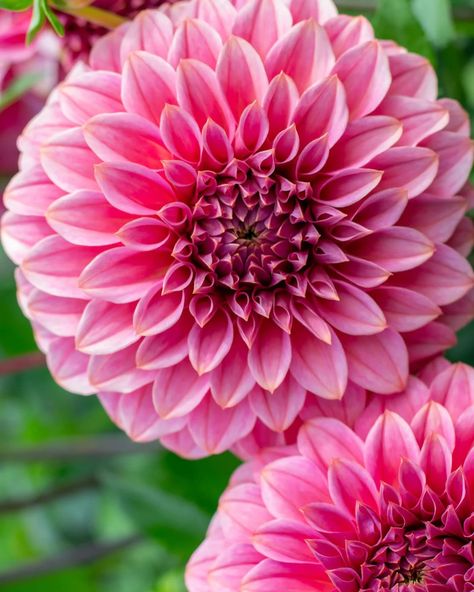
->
0;1;473;590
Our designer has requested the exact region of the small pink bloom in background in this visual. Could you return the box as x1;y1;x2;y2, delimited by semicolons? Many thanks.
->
0;10;59;176
1;0;473;457
186;362;474;591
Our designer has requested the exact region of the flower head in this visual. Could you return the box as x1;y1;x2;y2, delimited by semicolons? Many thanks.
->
186;362;474;591
2;0;473;456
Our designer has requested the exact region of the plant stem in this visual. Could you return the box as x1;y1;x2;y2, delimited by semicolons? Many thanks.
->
0;476;98;513
0;434;160;463
58;5;128;29
0;352;45;376
0;535;142;584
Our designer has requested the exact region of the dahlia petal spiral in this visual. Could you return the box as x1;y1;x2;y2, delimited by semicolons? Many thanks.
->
187;362;474;591
2;0;473;457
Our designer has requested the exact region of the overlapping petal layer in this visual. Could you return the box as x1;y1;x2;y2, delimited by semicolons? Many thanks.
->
2;0;473;456
187;362;474;591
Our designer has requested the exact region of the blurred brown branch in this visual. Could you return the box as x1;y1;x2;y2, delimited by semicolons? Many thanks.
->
0;352;45;375
0;434;161;462
0;535;142;584
336;0;473;20
0;476;98;513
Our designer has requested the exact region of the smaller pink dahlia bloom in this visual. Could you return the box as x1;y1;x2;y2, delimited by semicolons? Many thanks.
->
2;0;473;457
186;362;474;591
0;10;59;175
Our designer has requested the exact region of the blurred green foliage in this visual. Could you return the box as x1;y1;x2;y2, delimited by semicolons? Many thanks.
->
0;0;473;590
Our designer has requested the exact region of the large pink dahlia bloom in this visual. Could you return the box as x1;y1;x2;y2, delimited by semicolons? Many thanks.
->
2;0;474;456
186;362;474;591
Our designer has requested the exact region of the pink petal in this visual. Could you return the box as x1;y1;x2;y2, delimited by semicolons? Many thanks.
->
1;212;52;265
210;337;256;408
120;10;173;62
168;18;222;68
189;397;256;454
46;190;132;246
263;72;299;141
325;14;373;57
76;300;138;355
47;337;94;395
219;483;272;541
341;329;409;394
122;51;177;124
89;24;129;72
59;71;123;125
95;162;176;215
217;36;268;120
27;290;85;337
209;544;263;592
136;315;191;369
253;519;316;563
134;286;185;336
351;188;408;231
79;247;170;303
365;411;420;486
248;319;291;393
41;128;99;193
394;244;474;306
332;40;390;119
422;131;474;197
420;434;452;494
83;112;170;167
292;75;347;148
261;456;329;521
290;323;348;400
188;310;234;375
316;281;387;336
325;116;402;171
232;0;292;59
328;459;378;514
249;375;306;432
160;104;203;163
369;146;439;198
88;342;154;393
3;165;63;217
404;322;457;365
388;52;437;100
22;235;101;299
351;226;434;272
177;59;235;134
298;417;364;472
242;559;329;592
265;19;335;93
190;0;237;41
399;194;466;244
411;401;456;451
430;363;474;422
438;98;470;135
318;168;382;207
376;95;449;146
116;385;187;442
152;359;210;419
372;286;441;332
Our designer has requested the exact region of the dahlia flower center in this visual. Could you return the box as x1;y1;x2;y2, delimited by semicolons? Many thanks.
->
182;165;319;293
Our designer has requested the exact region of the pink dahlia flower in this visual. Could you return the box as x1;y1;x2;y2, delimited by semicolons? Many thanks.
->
2;0;474;456
0;10;59;175
186;362;474;591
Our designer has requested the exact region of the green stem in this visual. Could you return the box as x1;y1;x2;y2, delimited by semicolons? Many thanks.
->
57;5;128;29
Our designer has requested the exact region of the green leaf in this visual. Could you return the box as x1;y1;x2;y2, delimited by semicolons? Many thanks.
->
26;0;45;44
0;0;32;10
0;72;42;112
412;0;455;47
100;472;210;558
40;0;64;36
372;0;434;62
